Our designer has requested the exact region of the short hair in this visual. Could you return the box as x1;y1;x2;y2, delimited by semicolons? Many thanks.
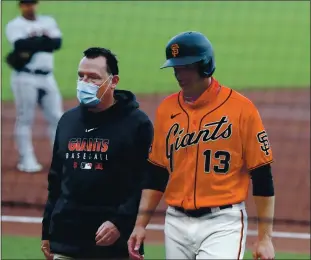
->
19;0;38;4
83;47;119;75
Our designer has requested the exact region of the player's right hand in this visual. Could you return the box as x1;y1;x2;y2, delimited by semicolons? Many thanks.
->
128;226;146;260
41;240;54;260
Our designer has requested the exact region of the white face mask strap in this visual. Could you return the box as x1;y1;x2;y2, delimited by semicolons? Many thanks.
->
98;75;112;88
99;75;113;101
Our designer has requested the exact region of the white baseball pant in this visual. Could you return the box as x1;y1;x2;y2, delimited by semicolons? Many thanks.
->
10;70;63;161
164;202;248;259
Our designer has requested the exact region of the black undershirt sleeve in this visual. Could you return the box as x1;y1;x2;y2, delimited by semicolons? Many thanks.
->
250;164;274;196
14;36;62;53
143;160;169;192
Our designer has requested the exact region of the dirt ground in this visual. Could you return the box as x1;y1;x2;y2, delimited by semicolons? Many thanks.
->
1;88;310;254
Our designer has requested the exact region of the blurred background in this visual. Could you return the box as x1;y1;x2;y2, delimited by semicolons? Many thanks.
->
1;1;310;259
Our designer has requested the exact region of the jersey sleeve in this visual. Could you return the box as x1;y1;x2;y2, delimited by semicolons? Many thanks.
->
45;16;62;38
6;22;26;44
242;105;273;171
148;107;166;168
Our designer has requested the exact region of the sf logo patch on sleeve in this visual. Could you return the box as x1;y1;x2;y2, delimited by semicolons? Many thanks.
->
257;130;271;156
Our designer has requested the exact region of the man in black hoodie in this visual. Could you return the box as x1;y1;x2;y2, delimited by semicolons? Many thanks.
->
41;47;153;259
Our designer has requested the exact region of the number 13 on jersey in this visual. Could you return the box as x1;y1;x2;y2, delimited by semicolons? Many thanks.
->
203;149;231;174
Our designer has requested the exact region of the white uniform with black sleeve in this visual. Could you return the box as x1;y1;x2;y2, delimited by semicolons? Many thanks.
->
5;15;63;172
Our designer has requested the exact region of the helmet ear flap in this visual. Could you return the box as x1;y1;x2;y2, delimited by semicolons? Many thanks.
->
198;57;216;78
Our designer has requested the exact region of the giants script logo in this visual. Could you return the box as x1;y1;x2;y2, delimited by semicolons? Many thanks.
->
66;138;109;160
166;116;232;171
171;43;179;57
257;130;270;156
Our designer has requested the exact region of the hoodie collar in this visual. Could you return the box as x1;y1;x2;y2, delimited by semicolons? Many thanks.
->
80;90;139;124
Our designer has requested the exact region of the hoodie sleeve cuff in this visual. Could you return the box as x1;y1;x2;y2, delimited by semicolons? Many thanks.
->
109;216;122;230
41;227;50;240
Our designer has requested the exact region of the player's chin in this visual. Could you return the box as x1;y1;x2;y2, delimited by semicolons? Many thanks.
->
177;80;191;89
26;12;35;17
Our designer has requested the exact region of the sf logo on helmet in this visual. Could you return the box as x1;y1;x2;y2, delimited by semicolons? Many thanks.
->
171;43;179;57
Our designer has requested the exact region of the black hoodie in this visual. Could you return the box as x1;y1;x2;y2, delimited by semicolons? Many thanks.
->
42;90;153;258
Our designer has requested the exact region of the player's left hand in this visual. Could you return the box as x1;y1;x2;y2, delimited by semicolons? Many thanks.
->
252;237;275;260
95;221;120;246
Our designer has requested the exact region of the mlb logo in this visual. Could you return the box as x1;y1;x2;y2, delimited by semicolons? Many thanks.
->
80;162;92;170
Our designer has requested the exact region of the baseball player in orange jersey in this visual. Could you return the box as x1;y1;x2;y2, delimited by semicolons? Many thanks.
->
128;31;276;260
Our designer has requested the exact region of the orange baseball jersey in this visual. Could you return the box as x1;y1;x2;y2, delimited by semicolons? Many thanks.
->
148;77;273;209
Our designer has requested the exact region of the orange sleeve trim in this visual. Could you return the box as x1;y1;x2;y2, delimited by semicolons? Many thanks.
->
248;160;274;171
147;158;166;169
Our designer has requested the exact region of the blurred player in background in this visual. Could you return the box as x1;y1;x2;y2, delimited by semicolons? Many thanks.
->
5;0;63;173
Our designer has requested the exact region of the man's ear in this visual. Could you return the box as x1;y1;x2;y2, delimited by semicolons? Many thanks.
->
111;75;119;90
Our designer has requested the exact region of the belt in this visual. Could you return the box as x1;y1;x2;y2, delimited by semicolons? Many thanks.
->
19;67;51;75
173;204;233;218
